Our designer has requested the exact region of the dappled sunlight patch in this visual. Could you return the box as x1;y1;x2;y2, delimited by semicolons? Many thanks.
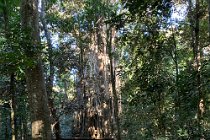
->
32;120;44;138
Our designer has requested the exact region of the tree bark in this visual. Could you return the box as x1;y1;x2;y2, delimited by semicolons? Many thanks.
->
108;27;121;140
189;0;203;137
194;0;203;136
207;0;210;42
171;28;180;127
20;0;52;139
10;73;17;140
40;0;61;139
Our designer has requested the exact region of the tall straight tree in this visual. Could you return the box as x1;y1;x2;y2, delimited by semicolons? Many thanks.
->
194;0;203;136
2;0;16;140
207;0;210;42
40;0;61;139
20;0;51;139
188;0;203;136
66;0;121;138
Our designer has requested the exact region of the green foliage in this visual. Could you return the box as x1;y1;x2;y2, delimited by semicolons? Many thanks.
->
0;4;44;75
118;0;210;139
2;0;210;139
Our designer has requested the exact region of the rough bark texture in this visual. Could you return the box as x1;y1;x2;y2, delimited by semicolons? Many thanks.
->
73;19;120;140
71;1;121;139
20;0;52;139
25;65;52;139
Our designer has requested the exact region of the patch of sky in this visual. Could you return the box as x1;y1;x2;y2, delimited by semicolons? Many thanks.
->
117;2;189;37
70;68;78;75
117;22;136;37
72;13;78;22
38;0;41;12
116;1;127;15
168;2;188;26
72;10;89;32
51;33;60;48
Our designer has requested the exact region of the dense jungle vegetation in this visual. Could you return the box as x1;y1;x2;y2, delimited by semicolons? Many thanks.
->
1;0;210;139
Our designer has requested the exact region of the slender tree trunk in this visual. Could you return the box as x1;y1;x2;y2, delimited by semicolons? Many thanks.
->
194;0;203;136
2;1;17;139
40;0;61;139
108;27;121;140
77;18;86;137
207;0;210;42
10;73;17;140
5;116;9;139
189;0;203;137
105;1;121;138
171;29;180;125
20;0;52;139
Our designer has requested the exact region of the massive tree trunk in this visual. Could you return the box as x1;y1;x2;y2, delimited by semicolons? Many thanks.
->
71;1;121;139
74;17;114;139
20;0;52;139
79;18;119;140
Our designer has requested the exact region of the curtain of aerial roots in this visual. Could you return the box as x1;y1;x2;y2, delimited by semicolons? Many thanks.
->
73;23;114;138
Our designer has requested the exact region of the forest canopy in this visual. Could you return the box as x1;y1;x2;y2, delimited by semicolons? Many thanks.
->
0;0;210;139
